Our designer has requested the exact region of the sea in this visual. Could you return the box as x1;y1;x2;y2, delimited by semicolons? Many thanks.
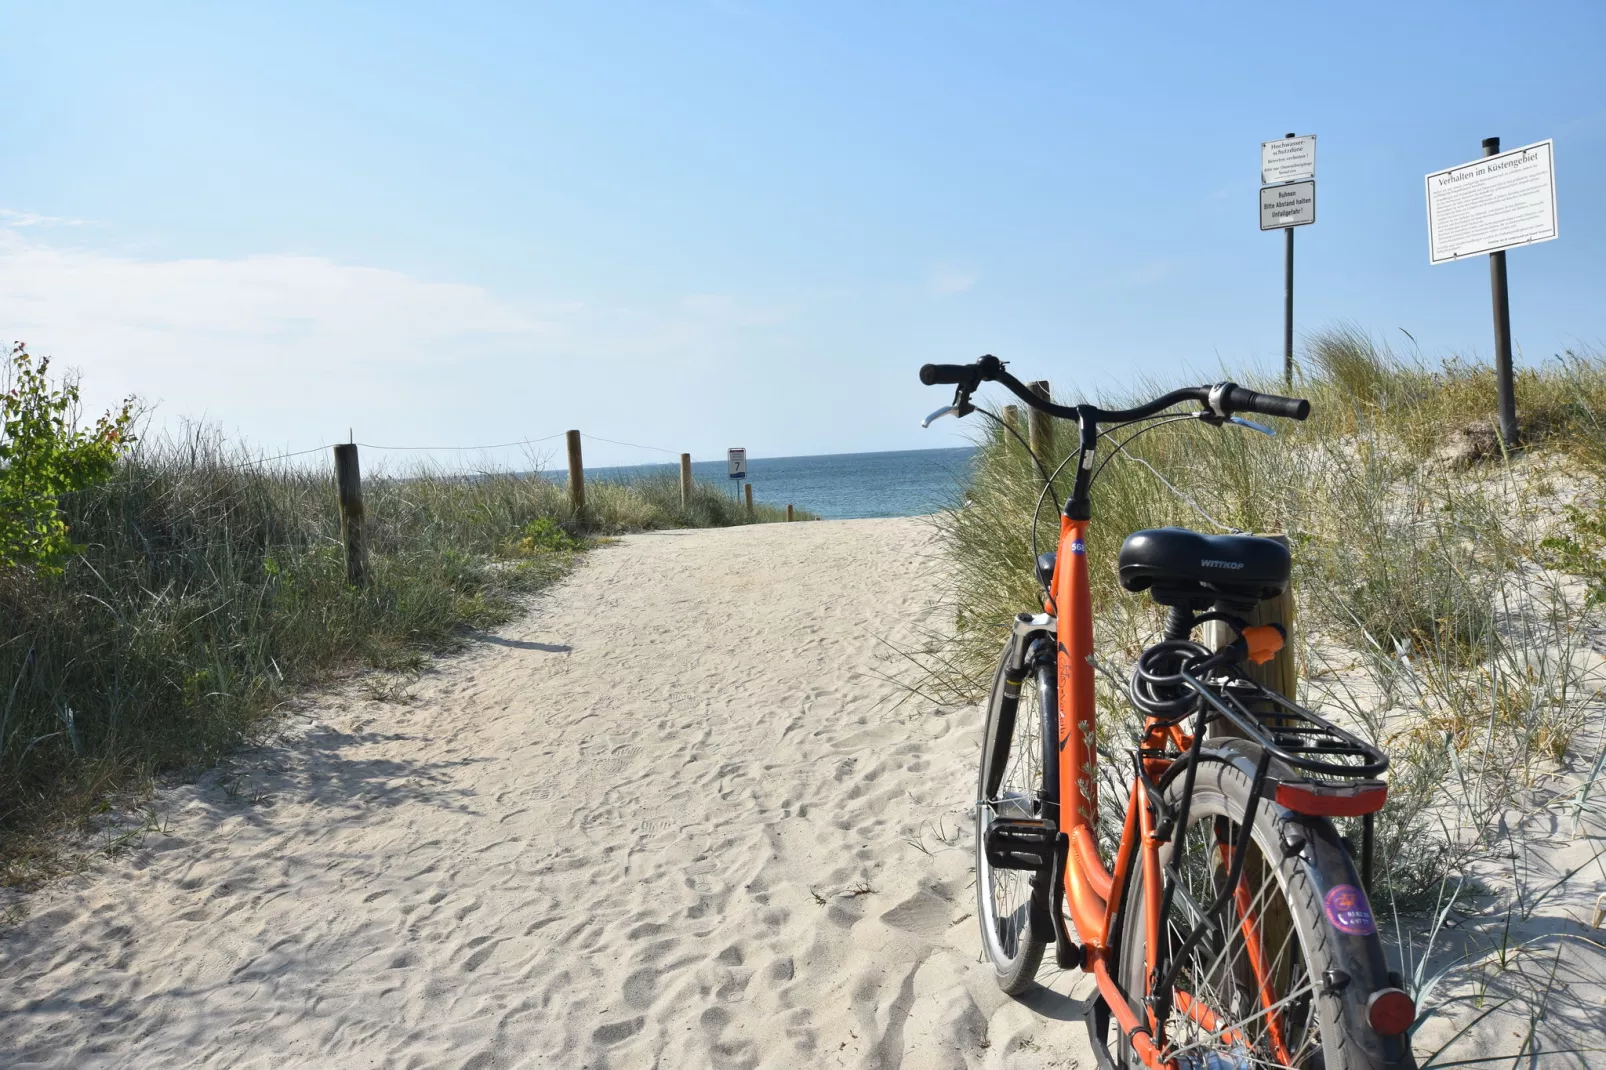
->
584;447;976;520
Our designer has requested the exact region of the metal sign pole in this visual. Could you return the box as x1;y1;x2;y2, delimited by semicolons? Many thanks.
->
1483;136;1519;448
1282;132;1295;388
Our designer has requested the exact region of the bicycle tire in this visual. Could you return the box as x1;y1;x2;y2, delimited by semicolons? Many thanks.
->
975;636;1058;995
1115;746;1415;1070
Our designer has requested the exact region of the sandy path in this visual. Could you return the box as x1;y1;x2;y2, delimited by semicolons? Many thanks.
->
1;519;1092;1070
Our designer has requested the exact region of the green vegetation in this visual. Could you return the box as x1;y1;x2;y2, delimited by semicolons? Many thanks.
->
1;345;135;574
927;328;1606;905
0;364;804;876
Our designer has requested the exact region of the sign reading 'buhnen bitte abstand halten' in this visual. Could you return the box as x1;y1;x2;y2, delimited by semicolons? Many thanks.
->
1260;181;1315;230
1426;140;1557;264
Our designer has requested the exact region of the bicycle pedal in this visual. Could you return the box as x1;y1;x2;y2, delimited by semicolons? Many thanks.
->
983;818;1056;870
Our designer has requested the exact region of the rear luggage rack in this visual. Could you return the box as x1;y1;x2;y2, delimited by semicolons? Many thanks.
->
1179;671;1389;780
1177;669;1390;816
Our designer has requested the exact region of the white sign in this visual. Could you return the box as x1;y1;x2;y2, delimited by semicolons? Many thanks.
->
1425;140;1557;264
1260;181;1315;230
727;447;747;480
1262;135;1316;185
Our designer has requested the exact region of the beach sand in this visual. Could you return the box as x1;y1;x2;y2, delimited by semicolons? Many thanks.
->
0;518;1092;1069
7;515;1599;1068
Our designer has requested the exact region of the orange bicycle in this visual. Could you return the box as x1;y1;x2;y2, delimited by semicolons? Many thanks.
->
920;356;1416;1070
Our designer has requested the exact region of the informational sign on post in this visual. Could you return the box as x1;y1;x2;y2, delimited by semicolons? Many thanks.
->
727;448;747;480
1261;135;1316;185
1260;180;1316;230
1425;139;1556;264
1260;132;1317;389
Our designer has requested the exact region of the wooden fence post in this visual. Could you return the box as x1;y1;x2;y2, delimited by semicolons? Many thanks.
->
1202;533;1300;911
786;504;794;522
744;482;753;516
566;430;585;514
333;443;368;588
1203;534;1296;718
1002;404;1020;443
1027;380;1053;459
680;453;693;506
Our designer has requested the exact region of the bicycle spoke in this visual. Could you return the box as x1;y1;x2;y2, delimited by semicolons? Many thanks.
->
1155;813;1323;1068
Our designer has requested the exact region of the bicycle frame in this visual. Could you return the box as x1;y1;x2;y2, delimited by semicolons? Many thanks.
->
1045;510;1181;1068
1046;504;1296;1070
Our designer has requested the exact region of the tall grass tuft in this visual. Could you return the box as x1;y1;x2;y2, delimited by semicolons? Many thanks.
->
0;430;803;875
921;330;1606;1059
926;332;1606;894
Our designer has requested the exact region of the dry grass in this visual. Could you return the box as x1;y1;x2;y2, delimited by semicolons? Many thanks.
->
0;428;804;879
920;329;1606;1055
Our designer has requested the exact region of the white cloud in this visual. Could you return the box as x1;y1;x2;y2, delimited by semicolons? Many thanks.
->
0;209;90;228
928;263;979;296
1130;257;1182;286
0;227;806;466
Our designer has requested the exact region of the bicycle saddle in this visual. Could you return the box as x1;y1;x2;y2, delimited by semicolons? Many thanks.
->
1117;527;1290;608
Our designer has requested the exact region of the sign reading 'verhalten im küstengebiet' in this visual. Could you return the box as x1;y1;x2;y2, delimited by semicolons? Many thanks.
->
1260;181;1315;230
1262;135;1316;185
727;448;747;480
1425;140;1557;264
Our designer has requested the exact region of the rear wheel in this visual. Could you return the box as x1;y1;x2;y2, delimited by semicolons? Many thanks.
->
975;637;1057;995
1116;753;1414;1070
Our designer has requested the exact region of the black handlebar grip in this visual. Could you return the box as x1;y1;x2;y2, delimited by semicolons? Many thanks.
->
919;363;969;386
1224;385;1311;421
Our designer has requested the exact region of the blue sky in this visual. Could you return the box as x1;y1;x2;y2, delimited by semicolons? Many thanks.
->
2;2;1602;468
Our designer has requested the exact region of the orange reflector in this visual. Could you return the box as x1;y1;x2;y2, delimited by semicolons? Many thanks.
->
1366;988;1415;1035
1242;624;1285;665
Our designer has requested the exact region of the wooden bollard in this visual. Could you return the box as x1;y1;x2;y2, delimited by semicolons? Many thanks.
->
565;430;585;514
1027;380;1053;459
680;453;693;506
786;504;794;522
333;443;368;588
1002;404;1020;442
1202;534;1303;895
744;482;753;516
1204;535;1296;724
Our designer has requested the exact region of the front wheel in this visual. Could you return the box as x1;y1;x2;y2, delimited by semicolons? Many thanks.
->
975;637;1057;995
1116;750;1416;1070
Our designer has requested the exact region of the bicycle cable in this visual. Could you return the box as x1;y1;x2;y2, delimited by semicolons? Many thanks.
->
973;407;1072;597
1090;412;1245;534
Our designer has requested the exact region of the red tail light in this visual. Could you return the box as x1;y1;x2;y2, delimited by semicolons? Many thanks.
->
1366;988;1416;1035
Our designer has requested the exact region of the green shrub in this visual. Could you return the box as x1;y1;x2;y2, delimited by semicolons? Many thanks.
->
1;344;135;573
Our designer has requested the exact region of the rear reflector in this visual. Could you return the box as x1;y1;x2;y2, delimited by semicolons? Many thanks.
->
1275;780;1388;817
1366;988;1416;1035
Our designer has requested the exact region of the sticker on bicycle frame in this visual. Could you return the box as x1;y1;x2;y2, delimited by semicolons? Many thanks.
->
1070;539;1086;555
1323;884;1376;935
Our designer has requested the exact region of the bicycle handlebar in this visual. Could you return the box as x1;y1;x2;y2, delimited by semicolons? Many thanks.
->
918;356;1311;426
918;363;973;386
1217;384;1310;421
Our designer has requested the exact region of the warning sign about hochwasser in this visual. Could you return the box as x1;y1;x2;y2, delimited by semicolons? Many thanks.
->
1260;181;1315;230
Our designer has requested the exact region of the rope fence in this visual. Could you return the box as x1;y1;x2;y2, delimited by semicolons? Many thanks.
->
45;429;808;544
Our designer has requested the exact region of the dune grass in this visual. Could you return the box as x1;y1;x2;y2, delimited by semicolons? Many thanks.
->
920;326;1606;1058
927;328;1606;896
918;327;1606;1060
0;430;805;877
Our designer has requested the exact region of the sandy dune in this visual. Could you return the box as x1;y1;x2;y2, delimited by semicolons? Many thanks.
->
1;519;1094;1069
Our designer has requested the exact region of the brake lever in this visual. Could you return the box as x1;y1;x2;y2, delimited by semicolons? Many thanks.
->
921;404;958;428
1227;416;1276;436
